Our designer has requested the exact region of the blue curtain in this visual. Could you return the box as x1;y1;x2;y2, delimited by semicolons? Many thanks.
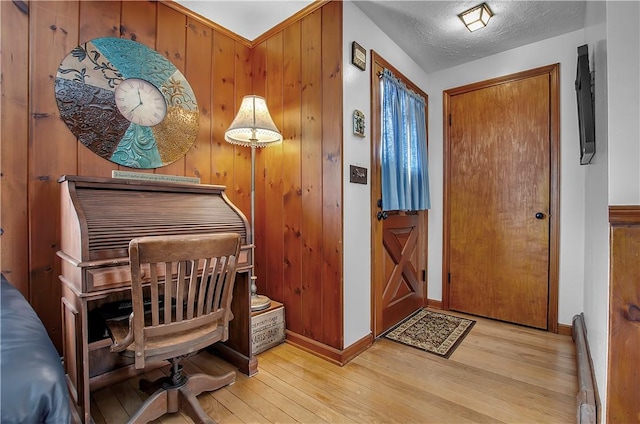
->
381;69;430;211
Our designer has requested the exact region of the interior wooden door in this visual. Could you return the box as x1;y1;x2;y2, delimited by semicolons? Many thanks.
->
371;53;427;337
445;68;557;329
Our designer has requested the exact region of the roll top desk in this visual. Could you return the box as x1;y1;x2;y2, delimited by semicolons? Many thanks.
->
57;175;257;423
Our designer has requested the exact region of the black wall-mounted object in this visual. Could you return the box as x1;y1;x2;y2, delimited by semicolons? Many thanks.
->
349;165;367;184
575;44;595;165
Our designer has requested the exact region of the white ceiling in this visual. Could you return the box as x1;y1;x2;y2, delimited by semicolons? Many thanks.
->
175;0;315;41
175;0;587;74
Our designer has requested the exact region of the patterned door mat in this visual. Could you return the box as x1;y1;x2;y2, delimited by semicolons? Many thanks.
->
384;309;475;358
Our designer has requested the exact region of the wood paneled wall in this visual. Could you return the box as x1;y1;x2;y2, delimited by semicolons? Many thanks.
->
0;0;343;353
252;2;343;350
257;2;343;350
608;206;640;422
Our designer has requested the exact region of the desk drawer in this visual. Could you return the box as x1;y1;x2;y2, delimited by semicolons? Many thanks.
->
238;248;251;271
84;247;249;292
86;265;132;292
85;263;182;292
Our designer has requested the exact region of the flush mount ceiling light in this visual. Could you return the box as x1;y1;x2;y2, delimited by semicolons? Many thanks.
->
459;3;493;32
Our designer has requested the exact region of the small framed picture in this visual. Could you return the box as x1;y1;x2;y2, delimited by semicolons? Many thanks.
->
351;41;366;71
353;109;365;137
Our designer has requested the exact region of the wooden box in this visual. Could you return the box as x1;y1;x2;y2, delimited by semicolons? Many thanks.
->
251;301;285;354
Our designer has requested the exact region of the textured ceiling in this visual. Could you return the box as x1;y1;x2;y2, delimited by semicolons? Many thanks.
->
176;0;587;74
353;1;587;73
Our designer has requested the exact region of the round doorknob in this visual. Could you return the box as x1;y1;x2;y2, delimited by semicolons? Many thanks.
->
535;212;545;219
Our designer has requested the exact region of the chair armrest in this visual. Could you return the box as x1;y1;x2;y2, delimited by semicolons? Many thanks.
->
109;313;135;352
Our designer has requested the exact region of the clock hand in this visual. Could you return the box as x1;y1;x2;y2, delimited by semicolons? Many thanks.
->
130;90;145;113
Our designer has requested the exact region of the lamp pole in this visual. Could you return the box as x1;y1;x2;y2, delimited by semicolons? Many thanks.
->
249;134;270;311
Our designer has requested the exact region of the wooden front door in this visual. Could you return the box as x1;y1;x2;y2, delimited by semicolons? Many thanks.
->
444;65;560;330
371;53;427;337
377;211;425;335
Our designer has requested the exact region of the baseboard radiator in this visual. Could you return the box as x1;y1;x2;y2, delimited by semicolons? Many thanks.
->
572;313;598;424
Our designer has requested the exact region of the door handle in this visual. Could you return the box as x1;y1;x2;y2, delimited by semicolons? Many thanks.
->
535;212;545;219
377;211;388;221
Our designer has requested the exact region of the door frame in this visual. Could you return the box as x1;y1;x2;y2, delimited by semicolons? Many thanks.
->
370;51;429;337
442;64;560;332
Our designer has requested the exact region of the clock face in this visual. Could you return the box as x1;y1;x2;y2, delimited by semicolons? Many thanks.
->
54;37;199;169
115;78;167;127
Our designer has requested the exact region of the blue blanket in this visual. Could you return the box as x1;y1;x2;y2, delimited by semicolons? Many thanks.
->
1;275;70;423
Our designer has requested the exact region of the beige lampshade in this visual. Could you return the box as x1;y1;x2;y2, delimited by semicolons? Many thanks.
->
224;95;282;148
459;3;493;32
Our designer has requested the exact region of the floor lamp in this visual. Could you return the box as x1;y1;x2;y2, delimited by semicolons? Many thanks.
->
224;95;282;311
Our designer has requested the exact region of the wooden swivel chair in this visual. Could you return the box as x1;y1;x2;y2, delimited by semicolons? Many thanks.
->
106;233;241;424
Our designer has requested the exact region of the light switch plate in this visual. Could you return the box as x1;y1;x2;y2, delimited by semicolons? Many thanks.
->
350;165;367;184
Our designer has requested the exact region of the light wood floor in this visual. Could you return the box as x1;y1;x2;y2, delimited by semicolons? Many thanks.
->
90;310;578;423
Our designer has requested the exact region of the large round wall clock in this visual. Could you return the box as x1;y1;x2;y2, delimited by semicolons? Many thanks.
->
54;37;199;169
